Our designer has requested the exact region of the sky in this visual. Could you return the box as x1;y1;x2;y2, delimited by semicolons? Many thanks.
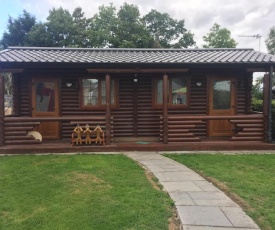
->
0;0;274;53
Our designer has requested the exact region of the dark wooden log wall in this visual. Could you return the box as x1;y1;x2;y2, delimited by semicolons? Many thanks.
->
8;72;253;143
166;76;208;139
13;75;31;116
11;74;19;115
60;77;108;139
237;74;253;114
160;114;265;142
4;120;41;145
112;74;208;139
112;74;162;138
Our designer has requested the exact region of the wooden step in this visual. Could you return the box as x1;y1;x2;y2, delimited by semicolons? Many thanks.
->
237;124;263;128
167;137;201;142
4;131;28;136
235;132;264;137
167;129;190;133
168;133;196;137
242;128;264;132
4;122;40;126
4;126;35;131
230;120;263;124
160;133;194;138
5;139;42;145
230;136;264;141
4;135;35;141
167;120;203;124
168;125;198;129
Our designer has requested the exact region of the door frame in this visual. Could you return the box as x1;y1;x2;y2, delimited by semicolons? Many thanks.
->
31;77;60;139
207;76;236;137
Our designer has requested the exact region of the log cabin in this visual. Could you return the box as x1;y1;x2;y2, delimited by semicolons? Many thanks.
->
0;47;275;152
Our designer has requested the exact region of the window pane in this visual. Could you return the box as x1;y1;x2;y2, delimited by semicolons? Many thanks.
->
83;78;116;107
156;79;163;104
101;80;115;105
35;81;55;112
82;79;98;106
213;80;231;110
171;78;187;105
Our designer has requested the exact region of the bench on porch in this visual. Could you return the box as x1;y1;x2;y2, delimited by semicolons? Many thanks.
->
71;123;105;147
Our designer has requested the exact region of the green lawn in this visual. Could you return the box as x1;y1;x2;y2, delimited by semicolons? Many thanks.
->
164;154;275;230
0;154;174;230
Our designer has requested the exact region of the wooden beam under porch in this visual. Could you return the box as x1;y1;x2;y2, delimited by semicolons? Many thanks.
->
1;139;275;154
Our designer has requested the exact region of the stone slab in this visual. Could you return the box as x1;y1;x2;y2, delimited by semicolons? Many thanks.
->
182;226;260;230
177;206;233;227
161;181;203;192
188;191;227;200
169;192;196;205
155;171;204;182
187;191;237;207
221;207;259;228
193;180;219;192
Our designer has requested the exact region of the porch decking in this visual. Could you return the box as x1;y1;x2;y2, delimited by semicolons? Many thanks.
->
1;113;271;154
1;139;275;154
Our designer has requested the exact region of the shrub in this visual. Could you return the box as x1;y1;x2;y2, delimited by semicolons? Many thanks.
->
252;99;275;139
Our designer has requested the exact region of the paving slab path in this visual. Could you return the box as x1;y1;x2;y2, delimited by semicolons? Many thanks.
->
124;151;260;230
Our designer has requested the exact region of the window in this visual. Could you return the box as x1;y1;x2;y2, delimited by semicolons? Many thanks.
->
81;77;117;109
154;77;189;108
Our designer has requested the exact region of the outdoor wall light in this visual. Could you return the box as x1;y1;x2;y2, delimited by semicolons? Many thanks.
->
66;82;72;87
134;74;138;82
196;82;202;87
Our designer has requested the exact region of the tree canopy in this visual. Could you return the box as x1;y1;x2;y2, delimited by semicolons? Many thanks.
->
202;23;237;48
142;9;195;48
0;10;36;48
266;26;275;55
0;4;196;49
111;3;153;48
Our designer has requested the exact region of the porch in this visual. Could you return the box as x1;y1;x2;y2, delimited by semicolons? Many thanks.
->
1;113;274;154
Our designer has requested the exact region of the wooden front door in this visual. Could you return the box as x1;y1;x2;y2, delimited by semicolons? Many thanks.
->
208;77;235;137
32;78;60;139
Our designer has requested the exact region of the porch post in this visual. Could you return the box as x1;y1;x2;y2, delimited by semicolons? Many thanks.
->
267;66;274;142
263;74;269;116
0;75;4;146
263;71;273;143
105;74;111;145
163;74;168;144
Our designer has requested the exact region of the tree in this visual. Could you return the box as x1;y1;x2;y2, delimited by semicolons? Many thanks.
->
91;3;154;48
2;4;197;49
25;22;51;47
71;7;91;47
27;7;76;47
142;9;195;48
203;23;237;48
252;77;263;100
0;10;36;48
89;4;118;47
266;26;275;54
112;3;153;48
3;73;12;96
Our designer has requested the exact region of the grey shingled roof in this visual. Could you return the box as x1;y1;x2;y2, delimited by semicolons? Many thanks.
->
0;47;275;64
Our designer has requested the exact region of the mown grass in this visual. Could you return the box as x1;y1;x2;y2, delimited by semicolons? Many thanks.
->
164;154;275;230
0;154;174;230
